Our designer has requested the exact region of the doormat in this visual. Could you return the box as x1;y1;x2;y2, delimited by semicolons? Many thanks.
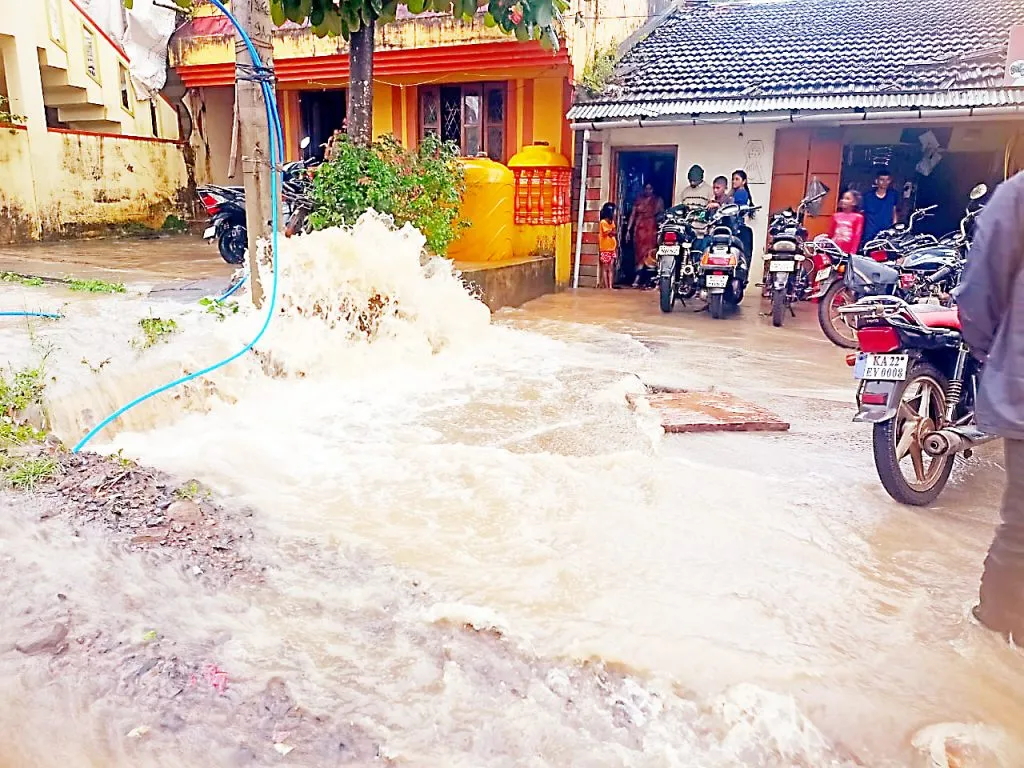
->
627;388;791;434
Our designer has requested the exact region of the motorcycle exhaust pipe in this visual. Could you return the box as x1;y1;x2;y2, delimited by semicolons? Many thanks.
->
922;425;998;457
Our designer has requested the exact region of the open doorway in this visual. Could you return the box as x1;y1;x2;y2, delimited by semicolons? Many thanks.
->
613;149;676;286
300;89;346;161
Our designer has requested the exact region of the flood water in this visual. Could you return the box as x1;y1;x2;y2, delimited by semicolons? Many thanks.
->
1;219;1022;766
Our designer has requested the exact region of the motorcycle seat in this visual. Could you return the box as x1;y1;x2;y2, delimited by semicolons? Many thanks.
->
910;304;960;331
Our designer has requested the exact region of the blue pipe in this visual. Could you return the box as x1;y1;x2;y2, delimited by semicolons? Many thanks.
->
73;0;283;453
214;274;248;303
0;311;62;319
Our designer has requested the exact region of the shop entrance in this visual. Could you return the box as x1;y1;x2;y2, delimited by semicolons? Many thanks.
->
300;89;346;161
613;149;676;287
838;124;1007;239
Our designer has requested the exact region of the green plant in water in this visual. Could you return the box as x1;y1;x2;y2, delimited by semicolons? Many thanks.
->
135;317;179;349
309;133;467;256
199;297;240;321
0;364;47;449
1;272;45;287
581;43;618;97
66;278;127;294
161;214;188;233
4;457;59;490
174;480;210;501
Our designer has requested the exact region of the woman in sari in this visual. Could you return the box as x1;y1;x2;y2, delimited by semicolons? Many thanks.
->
627;184;664;287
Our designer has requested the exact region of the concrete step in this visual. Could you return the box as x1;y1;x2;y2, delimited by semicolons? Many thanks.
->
56;103;112;123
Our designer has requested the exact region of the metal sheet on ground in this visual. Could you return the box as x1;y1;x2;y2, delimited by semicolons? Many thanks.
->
627;389;791;434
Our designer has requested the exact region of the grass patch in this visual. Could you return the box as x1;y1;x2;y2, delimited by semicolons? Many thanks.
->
199;297;239;321
4;457;59;490
1;272;45;287
66;278;126;294
161;214;188;233
135;317;179;349
174;480;210;501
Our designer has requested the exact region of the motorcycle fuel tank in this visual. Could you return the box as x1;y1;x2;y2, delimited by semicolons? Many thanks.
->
901;245;960;273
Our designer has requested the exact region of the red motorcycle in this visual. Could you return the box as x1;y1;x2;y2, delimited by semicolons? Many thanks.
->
840;296;997;506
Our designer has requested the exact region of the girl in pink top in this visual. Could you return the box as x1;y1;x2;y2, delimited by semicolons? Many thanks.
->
829;190;865;255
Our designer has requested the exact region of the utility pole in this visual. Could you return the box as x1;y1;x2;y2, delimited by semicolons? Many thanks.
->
232;0;274;307
347;20;374;147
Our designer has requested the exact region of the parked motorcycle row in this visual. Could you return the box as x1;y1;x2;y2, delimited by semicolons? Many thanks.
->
196;136;319;264
657;182;995;507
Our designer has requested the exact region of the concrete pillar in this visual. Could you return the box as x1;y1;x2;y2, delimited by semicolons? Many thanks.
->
1;31;47;237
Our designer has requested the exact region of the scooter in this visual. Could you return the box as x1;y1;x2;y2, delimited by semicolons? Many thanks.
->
197;137;317;264
696;203;759;319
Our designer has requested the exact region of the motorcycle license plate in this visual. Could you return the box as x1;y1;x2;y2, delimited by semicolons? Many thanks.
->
658;245;681;256
769;260;795;272
705;274;729;289
203;225;217;240
815;267;832;282
855;353;909;381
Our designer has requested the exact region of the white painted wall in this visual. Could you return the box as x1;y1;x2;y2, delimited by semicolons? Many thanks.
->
595;123;779;256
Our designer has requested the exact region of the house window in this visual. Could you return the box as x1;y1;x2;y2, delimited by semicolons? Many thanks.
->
47;0;65;47
149;101;159;138
119;64;133;113
83;27;99;82
420;82;506;162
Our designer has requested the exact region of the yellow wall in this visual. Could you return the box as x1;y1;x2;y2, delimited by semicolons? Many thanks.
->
0;127;37;242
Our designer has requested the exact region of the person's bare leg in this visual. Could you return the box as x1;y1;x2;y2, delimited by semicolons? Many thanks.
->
976;439;1024;638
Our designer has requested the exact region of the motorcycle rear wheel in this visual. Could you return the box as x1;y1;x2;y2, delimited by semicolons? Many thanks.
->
872;362;955;506
818;280;858;349
709;293;725;319
217;226;247;265
771;287;786;327
659;277;675;313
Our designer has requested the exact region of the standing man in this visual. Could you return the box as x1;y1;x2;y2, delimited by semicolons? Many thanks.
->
680;165;714;209
956;172;1024;641
861;167;900;244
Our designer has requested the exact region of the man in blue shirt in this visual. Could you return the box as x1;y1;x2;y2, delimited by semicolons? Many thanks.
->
861;168;900;245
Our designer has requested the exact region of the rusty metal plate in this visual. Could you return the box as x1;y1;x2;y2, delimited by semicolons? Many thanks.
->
627;389;791;434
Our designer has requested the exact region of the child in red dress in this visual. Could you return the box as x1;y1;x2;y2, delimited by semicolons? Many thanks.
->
829;190;865;255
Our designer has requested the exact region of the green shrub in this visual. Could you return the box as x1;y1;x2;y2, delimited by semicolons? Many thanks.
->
581;43;617;97
308;133;466;255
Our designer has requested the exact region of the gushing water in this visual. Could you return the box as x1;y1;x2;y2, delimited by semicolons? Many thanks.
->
2;214;1023;766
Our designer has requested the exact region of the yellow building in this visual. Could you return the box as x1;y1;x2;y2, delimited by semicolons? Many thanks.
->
170;0;658;289
0;0;186;242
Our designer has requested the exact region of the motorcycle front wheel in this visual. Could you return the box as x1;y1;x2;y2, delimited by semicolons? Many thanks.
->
709;292;725;319
872;362;955;506
771;287;786;327
818;280;858;348
659;277;675;313
218;226;247;265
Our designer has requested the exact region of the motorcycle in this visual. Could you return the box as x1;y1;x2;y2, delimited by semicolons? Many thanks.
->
839;296;997;506
862;205;940;262
816;184;988;348
197;137;318;264
763;190;828;327
657;205;707;313
697;203;759;319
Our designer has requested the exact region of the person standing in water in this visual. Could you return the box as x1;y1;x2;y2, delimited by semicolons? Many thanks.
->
598;202;618;291
956;172;1024;642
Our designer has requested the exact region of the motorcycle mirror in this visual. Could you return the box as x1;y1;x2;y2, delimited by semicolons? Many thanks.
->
300;136;312;150
969;183;988;201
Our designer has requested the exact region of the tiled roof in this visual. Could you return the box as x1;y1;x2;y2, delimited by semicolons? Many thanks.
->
571;0;1024;119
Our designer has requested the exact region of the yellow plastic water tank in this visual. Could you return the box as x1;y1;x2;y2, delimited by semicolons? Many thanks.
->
447;156;514;263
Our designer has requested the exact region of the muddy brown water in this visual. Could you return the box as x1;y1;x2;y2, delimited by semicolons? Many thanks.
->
1;223;1021;766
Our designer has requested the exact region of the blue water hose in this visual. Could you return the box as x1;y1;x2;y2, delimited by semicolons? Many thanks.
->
0;311;62;319
73;0;282;453
214;273;248;303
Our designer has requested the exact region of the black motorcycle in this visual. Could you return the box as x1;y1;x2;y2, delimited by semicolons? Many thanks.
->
696;203;759;319
764;190;828;327
197;137;318;264
817;184;988;348
657;205;707;313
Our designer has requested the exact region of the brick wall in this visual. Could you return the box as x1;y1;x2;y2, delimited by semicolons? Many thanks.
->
569;135;604;288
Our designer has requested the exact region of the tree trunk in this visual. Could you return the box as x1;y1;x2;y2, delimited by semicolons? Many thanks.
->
347;20;375;148
232;0;274;308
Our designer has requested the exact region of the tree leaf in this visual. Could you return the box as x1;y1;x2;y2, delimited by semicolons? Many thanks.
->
533;0;552;28
123;0;133;8
309;4;325;25
370;0;383;14
483;11;496;26
271;0;287;26
407;0;426;13
514;22;528;41
360;4;373;26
